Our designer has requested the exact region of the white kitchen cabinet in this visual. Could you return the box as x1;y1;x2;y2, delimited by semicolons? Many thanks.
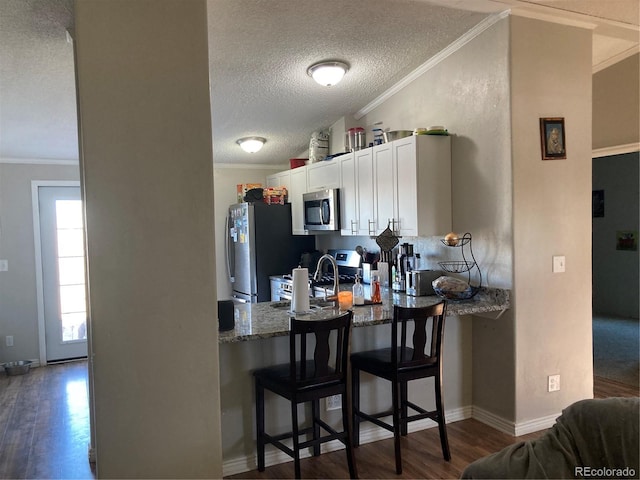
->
289;166;309;235
338;135;451;238
354;148;375;236
339;147;384;237
338;152;357;235
265;170;291;190
372;142;395;236
307;160;340;191
388;135;451;237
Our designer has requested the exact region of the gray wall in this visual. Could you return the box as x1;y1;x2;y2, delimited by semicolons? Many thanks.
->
0;162;79;363
510;17;594;422
75;0;222;477
592;152;639;318
593;54;640;150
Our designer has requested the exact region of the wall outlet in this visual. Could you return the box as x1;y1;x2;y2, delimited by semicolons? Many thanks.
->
325;394;342;411
0;260;8;272
6;336;14;347
548;374;560;392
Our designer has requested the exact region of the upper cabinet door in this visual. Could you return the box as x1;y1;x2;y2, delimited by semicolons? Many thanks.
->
339;153;357;235
392;137;419;236
307;160;340;191
394;135;451;237
372;142;394;236
354;148;375;236
289;166;309;235
266;170;291;190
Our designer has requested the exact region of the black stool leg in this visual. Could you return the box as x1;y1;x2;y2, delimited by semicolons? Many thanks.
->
351;367;361;447
341;390;358;479
312;399;321;456
291;400;301;479
391;380;403;474
400;380;408;436
435;372;451;461
255;379;265;471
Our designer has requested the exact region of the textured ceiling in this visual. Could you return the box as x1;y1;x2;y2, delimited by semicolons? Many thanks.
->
206;0;487;165
0;0;637;166
0;0;76;160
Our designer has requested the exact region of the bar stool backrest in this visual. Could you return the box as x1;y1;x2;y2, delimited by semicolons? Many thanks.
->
391;302;447;370
289;311;353;390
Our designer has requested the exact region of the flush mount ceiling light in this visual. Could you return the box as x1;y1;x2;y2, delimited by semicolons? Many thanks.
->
236;137;266;153
307;61;349;87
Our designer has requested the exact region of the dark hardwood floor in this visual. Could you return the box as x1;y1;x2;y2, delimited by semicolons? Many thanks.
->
0;360;94;479
227;376;639;479
0;362;636;479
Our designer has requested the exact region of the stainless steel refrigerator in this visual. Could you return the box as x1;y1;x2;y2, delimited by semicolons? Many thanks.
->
225;202;315;303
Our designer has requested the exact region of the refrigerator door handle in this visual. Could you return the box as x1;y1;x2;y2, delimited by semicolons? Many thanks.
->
225;214;235;282
231;295;247;304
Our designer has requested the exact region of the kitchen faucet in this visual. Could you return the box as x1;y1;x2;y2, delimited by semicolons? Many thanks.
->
313;254;339;305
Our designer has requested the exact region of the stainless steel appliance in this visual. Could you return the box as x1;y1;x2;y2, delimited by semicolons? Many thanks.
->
303;189;340;231
226;202;315;303
271;249;360;300
406;270;442;296
393;243;414;292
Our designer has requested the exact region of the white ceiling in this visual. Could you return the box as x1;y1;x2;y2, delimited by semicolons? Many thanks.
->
0;0;637;166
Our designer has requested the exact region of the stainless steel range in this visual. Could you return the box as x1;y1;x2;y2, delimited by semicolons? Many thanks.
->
272;249;361;301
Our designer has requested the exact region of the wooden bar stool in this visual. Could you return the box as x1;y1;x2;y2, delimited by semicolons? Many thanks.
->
351;302;450;474
254;310;357;479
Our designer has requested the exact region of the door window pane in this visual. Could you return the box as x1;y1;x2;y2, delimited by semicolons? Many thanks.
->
61;312;87;341
58;257;86;286
57;229;84;257
56;200;87;343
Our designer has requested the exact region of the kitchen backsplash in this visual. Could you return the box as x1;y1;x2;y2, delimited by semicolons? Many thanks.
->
314;234;461;271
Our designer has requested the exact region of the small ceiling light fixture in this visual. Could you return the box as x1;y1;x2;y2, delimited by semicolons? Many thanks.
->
307;61;349;87
236;136;266;153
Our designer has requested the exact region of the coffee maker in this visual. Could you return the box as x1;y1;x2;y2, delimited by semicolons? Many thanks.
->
392;243;414;292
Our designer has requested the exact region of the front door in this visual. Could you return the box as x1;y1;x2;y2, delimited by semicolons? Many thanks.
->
38;186;88;362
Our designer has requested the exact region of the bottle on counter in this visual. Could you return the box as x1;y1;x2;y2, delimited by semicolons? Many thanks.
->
371;273;381;303
352;274;365;306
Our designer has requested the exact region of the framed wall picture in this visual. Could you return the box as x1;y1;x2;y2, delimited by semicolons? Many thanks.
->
616;231;638;251
540;117;566;160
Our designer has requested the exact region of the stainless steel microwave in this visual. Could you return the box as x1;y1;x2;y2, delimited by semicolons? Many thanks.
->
303;189;340;231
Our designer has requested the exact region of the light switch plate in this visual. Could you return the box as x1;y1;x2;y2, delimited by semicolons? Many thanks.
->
0;259;8;272
552;255;565;273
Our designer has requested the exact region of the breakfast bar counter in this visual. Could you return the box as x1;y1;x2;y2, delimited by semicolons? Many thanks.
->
218;287;510;343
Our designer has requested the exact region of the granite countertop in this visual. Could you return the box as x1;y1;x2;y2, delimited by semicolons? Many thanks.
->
218;287;510;344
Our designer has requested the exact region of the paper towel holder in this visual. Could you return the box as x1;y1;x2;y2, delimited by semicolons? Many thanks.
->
291;267;312;314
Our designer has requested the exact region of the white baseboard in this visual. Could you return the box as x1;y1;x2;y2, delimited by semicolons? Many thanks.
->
514;412;560;436
222;405;560;476
472;406;515;435
473;405;559;436
222;405;472;477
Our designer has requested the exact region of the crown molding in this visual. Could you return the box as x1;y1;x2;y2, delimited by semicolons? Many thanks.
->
214;163;288;171
355;10;511;120
592;143;640;158
593;46;640;73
